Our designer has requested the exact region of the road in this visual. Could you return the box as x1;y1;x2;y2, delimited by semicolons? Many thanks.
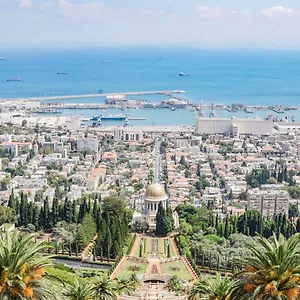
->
52;258;111;270
153;139;162;183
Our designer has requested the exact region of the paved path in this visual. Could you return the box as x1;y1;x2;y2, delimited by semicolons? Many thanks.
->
170;237;180;257
129;234;141;257
182;256;199;283
110;256;127;280
146;258;163;275
146;236;151;256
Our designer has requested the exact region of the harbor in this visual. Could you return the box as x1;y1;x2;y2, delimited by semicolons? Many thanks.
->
0;89;299;127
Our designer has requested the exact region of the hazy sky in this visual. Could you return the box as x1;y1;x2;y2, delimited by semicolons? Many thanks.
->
2;0;300;48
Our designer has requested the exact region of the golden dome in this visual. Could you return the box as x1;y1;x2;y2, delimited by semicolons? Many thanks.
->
146;183;166;198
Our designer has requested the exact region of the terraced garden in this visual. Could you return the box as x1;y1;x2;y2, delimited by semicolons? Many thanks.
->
116;260;148;278
161;260;194;282
135;236;176;258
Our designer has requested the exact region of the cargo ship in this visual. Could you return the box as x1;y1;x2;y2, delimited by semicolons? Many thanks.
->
57;72;68;75
179;72;190;76
7;78;21;81
91;114;126;121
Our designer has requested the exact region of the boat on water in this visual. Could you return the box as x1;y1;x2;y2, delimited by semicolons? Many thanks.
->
244;107;253;114
0;58;4;61
7;78;21;82
91;114;127;121
179;72;190;77
100;61;110;64
36;109;61;114
57;72;68;75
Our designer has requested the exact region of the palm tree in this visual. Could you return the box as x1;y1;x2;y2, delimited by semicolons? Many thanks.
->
0;230;61;299
167;275;183;295
92;273;117;300
116;273;138;296
237;233;300;300
188;273;240;300
63;279;94;300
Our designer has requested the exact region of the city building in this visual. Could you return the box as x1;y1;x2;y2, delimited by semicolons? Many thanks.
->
105;95;126;104
86;167;107;191
247;189;289;217
114;128;143;142
195;115;274;136
77;137;99;152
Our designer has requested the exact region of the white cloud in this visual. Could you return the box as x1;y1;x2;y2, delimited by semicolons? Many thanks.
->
261;6;295;17
40;1;55;10
196;6;222;19
57;0;105;19
17;0;33;7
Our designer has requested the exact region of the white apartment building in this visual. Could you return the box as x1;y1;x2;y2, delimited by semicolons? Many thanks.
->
77;137;99;152
195;116;273;136
247;189;289;217
202;187;222;205
114;128;143;142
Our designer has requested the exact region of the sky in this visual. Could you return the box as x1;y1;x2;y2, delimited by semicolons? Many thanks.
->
2;0;300;48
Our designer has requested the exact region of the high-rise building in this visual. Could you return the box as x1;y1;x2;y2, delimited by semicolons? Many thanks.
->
247;189;289;217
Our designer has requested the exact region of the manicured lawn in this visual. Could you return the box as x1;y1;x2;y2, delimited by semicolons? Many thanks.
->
116;260;148;278
134;237;143;257
161;260;193;282
161;239;175;258
169;241;175;257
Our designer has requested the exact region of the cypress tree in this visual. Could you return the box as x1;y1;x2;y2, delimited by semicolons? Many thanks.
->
156;202;168;236
27;202;34;226
112;229;122;258
44;197;51;230
52;198;59;226
32;204;39;229
215;214;219;229
166;205;174;232
78;198;87;223
224;215;229;238
19;192;28;227
64;198;73;223
72;200;77;223
96;208;101;232
233;217;238;234
122;210;129;237
87;199;91;214
92;200;98;221
39;207;45;229
106;228;112;262
8;191;16;212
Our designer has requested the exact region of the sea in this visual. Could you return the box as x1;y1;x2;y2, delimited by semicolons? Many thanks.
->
1;47;300;126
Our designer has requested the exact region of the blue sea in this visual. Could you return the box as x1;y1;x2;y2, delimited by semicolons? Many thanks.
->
1;47;300;125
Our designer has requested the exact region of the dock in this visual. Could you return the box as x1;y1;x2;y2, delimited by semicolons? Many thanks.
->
128;117;146;120
9;90;185;102
271;107;285;114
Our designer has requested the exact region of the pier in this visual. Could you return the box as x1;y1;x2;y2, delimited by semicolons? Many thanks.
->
9;90;185;102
